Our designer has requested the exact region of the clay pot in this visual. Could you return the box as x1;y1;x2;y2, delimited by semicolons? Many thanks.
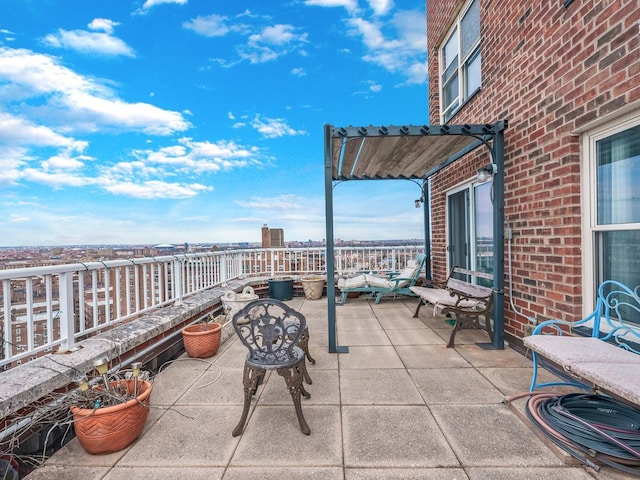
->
71;379;152;455
182;322;222;358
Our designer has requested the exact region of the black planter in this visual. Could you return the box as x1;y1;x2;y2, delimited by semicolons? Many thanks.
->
268;277;294;301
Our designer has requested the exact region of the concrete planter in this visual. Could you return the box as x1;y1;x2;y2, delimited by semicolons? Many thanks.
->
222;287;258;320
301;276;325;300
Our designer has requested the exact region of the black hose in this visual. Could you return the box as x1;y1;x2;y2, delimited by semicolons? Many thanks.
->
526;393;640;476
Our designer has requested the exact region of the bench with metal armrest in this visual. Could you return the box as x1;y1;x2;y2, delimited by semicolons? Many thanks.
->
411;267;493;347
524;280;640;408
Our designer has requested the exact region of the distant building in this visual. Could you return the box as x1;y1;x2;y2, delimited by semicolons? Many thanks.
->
261;224;284;248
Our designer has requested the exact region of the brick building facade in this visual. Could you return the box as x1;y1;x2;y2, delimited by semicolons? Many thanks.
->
426;0;639;345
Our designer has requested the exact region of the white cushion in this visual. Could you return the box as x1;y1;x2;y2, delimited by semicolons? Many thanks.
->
395;267;416;288
410;286;480;309
338;275;367;289
364;275;394;288
523;335;640;368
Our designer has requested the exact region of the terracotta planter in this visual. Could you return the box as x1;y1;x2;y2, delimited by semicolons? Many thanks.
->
301;276;325;300
182;322;222;358
71;379;152;455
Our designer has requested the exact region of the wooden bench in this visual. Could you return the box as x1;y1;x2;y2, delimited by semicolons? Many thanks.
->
525;280;640;407
410;267;494;348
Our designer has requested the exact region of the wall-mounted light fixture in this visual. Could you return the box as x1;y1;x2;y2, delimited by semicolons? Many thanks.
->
477;163;497;183
415;197;424;208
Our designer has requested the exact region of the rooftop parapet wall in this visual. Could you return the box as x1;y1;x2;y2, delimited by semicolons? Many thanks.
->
0;277;267;421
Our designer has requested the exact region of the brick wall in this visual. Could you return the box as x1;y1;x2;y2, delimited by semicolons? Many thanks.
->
426;0;639;340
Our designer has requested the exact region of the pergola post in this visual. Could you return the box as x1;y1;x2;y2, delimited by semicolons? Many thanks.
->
324;124;348;354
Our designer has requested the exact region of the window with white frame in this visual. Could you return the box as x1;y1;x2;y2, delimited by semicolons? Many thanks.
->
440;0;481;122
584;111;640;321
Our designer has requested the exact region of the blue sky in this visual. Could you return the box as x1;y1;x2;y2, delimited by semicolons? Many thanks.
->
0;0;428;246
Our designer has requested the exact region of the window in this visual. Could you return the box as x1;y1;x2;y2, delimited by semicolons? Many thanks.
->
439;0;481;122
584;112;640;321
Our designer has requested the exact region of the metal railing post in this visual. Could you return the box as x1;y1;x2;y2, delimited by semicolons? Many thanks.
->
59;272;76;352
173;259;183;305
220;253;228;284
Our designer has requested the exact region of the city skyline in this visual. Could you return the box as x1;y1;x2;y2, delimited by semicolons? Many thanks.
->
0;0;429;247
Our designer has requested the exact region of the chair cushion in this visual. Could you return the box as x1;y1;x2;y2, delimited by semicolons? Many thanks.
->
411;286;480;309
395;267;416;288
365;274;394;288
338;275;367;289
523;335;640;368
569;362;640;406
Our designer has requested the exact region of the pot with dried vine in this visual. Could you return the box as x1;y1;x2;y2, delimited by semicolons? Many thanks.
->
71;359;153;455
181;311;226;358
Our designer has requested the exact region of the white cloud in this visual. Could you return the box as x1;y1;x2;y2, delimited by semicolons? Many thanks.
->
0;47;107;98
0;47;190;134
0;47;200;198
62;92;190;135
10;214;31;222
347;10;427;85
41;153;90;171
137;0;188;14
304;0;358;14
58;136;261;199
183;14;232;37
251;24;300;46
43;28;135;57
238;24;308;64
102;180;209;199
291;67;307;77
0;112;87;150
129;137;259;172
368;0;393;16
250;115;306;139
236;194;305;211
88;18;120;34
22;168;93;188
0;146;28;185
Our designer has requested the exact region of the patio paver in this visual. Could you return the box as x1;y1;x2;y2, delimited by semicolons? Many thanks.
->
25;296;638;479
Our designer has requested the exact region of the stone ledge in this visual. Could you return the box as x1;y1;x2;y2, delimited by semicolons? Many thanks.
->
0;277;269;420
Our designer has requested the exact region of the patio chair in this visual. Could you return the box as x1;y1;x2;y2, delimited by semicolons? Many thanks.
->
231;298;311;436
337;253;427;305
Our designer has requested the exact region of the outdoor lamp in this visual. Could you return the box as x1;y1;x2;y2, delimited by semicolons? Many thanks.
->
76;376;89;394
415;197;424;208
93;357;110;390
131;361;142;397
477;163;497;183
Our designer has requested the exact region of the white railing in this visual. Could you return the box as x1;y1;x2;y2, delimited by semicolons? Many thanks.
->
0;245;423;368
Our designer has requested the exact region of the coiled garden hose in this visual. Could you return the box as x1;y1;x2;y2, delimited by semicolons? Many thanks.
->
516;392;640;476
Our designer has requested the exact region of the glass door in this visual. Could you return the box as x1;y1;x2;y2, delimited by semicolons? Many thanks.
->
447;181;493;283
448;189;470;271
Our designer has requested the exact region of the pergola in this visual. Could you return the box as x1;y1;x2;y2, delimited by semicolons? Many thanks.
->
323;121;508;352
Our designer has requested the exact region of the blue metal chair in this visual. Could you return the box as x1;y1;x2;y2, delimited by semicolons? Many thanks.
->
231;299;311;436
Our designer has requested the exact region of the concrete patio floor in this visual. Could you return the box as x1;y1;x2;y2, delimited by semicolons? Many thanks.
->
26;296;637;479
